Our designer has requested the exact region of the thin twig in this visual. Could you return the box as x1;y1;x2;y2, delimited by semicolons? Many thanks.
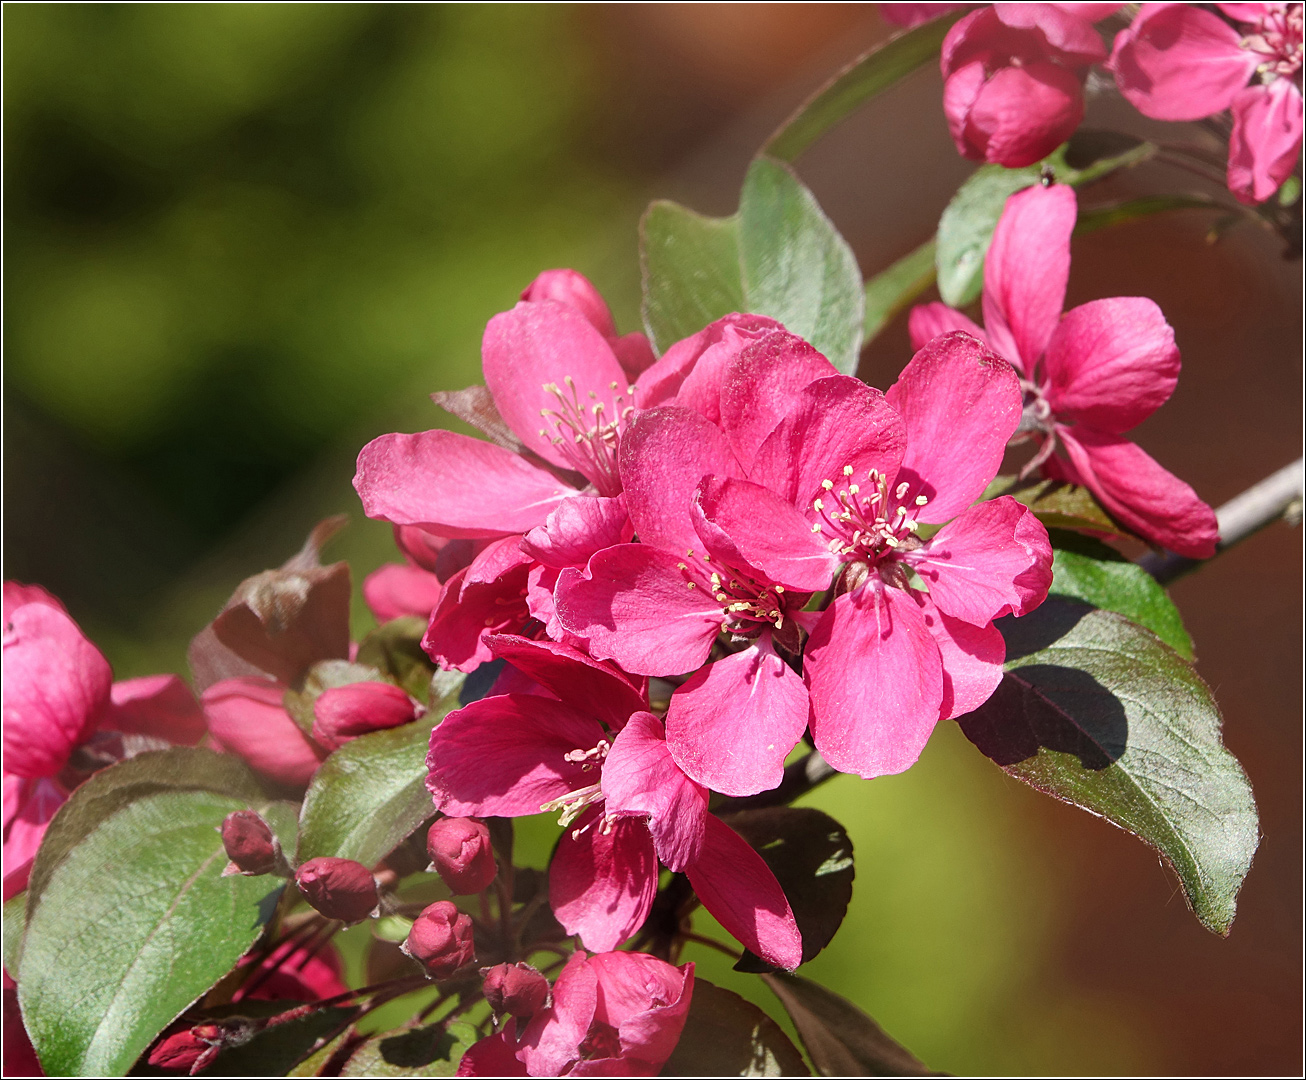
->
679;932;744;961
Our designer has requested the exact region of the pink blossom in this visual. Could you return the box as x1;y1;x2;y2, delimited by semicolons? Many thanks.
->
202;677;326;786
1111;3;1303;203
880;4;975;30
311;682;421;751
908;183;1218;556
942;4;1122;166
458;950;692;1077
425;636;802;970
363;528;480;623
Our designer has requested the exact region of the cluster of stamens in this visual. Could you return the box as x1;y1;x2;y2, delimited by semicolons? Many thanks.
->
810;465;928;564
538;377;635;497
1244;4;1303;80
676;553;788;633
1013;377;1058;477
541;738;613;834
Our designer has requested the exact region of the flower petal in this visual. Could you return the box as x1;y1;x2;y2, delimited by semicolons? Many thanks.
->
916;593;1007;720
2;582;65;623
521;495;633;569
1057;427;1219;558
906;496;1053;624
1228;79;1304;205
311;682;419;751
1044;296;1180;432
992;3;1109;65
521;268;617;338
202;677;324;787
964;62;1086;168
886;331;1022;522
102;674;207;746
805;584;944;778
588;951;692;1067
982;183;1076;371
425;694;606;817
555;545;723;676
354;429;574;538
422;544;533;673
665;637;810;798
2;603;112;778
602;711;708;871
907;301;987;353
685;815;803;971
550;811;658;952
634;313;781;412
363;563;444;623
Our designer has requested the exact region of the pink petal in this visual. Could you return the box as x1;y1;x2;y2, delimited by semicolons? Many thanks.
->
1052;3;1125;20
685;815;803;971
885;331;1023;523
427;694;605;817
2;603;112;778
354;430;574;538
458;1032;528;1076
519;952;598;1076
554;546;723;677
1057;427;1219;558
521;269;618;338
992;3;1109;65
422;541;533;673
202;677;324;787
2;582;66;623
907;301;988;353
393;527;480;581
665;637;809;798
634;313;781;412
881;3;972;29
363;563;444;623
942;59;991;159
521;495;633;569
1228;79;1304;205
804;584;945;778
906;496;1053;624
692;476;838;592
550;811;658;952
588;952;693;1068
102;674;207;746
311;682;419;751
3;777;64;886
917;594;1007;719
619;406;744;556
1044;296;1180;433
611;333;658;383
964;61;1086;168
941;8;1000;77
486;634;648;732
982;183;1076;371
752;375;907;512
1109;3;1255;121
718;330;841;466
602;712;708;871
483;300;631;479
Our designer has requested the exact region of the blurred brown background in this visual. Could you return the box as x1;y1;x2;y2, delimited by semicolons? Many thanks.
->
4;5;1300;1074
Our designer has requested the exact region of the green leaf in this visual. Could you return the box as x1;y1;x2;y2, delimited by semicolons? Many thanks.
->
960;601;1258;936
339;1020;477;1076
296;705;450;867
3;892;27;979
660;978;809;1076
640;201;744;355
862;238;936;343
356;617;443;704
288;1028;359;1077
719;807;854;972
18;788;287;1076
987;475;1126;537
738;157;864;375
764;13;964;162
207;1002;360;1076
1047;529;1193;660
640;158;863;374
763;972;933;1076
936;137;1155;307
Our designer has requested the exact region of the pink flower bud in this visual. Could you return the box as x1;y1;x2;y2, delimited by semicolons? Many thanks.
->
403;900;475;979
310;682;419;752
221;811;279;876
426;817;496;895
481;962;549;1019
294;857;378;923
148;1026;218;1071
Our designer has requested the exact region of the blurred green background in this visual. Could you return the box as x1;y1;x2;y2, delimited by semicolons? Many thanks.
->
5;5;1299;1075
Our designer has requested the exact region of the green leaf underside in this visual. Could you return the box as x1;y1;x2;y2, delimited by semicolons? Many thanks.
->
764;13;965;163
3;893;27;979
339;1020;477;1076
935;138;1155;307
720;807;854;972
641;158;863;375
862;238;937;343
356;617;444;704
962;601;1258;935
660;978;809;1076
1046;529;1194;660
763;971;934;1077
19;789;286;1076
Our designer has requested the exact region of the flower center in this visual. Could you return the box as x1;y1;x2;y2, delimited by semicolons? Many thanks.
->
538;377;635;497
676;552;791;634
810;466;927;566
1243;3;1303;79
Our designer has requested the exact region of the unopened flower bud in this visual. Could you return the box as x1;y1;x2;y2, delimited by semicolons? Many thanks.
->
221;811;280;876
311;682;420;752
403;900;475;978
481;962;550;1019
295;857;378;923
426;817;496;894
148;1026;220;1071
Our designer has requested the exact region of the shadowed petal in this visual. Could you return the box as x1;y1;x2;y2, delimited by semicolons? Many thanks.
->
916;593;1006;720
521;495;633;569
487;634;648;731
202;677;324;787
550;811;658;952
363;563;444;623
103;674;207;746
908;301;987;352
588;951;693;1069
963;61;1086;168
634;313;781;412
1228;79;1304;205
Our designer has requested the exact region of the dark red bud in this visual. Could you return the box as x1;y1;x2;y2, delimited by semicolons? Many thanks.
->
148;1029;213;1071
311;682;419;751
403;900;475;978
481;962;550;1019
426;817;496;894
221;811;279;876
295;857;378;923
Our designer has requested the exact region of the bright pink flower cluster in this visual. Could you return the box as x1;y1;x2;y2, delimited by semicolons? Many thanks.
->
353;270;1055;989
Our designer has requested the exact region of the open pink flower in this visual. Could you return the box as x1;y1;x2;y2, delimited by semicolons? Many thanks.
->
942;4;1122;166
458;949;692;1077
425;635;802;970
363;528;482;624
1110;3;1303;203
909;183;1219;557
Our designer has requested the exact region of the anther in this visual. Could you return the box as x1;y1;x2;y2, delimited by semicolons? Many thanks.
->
822;479;834;490
895;482;910;500
915;494;929;506
843;465;854;476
